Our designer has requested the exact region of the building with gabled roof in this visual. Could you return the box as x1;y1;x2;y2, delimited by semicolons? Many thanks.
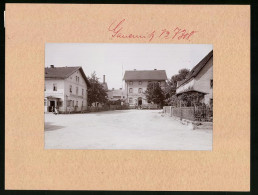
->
44;65;90;113
123;69;167;107
123;70;167;81
107;88;126;102
176;50;213;106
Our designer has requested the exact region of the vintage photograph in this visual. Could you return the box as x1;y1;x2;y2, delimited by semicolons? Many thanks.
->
44;43;213;150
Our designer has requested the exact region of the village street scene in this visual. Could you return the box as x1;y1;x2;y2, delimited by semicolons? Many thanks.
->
44;43;213;150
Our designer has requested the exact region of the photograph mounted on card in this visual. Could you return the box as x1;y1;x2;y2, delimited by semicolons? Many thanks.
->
44;43;213;150
5;4;250;191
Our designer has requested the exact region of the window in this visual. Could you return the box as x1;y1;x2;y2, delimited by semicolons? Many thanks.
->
82;101;83;106
44;85;46;91
76;87;78;95
78;77;79;83
129;81;133;85
67;100;71;107
129;98;133;104
82;89;84;96
129;88;133;93
44;99;46;106
53;83;57;91
139;81;142;85
72;100;74;107
76;76;79;83
138;88;142;93
70;85;72;93
210;79;213;88
76;101;78;106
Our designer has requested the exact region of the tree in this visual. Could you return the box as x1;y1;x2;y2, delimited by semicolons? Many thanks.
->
165;95;180;107
165;68;190;99
144;82;165;108
87;72;108;106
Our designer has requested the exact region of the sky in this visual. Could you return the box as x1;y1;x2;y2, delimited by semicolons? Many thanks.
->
45;43;212;89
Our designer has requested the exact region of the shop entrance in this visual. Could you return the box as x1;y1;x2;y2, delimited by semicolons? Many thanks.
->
49;101;55;112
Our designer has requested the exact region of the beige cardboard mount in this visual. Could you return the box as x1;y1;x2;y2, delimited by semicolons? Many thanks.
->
5;4;250;191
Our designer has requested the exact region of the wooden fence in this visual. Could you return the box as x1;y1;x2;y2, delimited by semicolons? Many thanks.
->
163;106;213;122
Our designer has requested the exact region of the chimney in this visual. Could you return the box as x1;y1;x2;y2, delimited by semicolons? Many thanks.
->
103;75;106;83
154;69;157;70
50;65;55;68
112;88;114;91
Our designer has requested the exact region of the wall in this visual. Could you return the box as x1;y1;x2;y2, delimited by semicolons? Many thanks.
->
44;79;65;112
194;56;213;104
64;70;88;112
125;80;166;105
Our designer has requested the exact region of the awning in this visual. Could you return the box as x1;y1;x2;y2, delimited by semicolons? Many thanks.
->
46;96;61;99
176;89;208;95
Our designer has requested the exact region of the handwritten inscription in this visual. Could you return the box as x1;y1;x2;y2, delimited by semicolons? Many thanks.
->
108;19;197;42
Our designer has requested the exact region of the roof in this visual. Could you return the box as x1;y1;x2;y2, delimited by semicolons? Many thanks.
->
177;50;213;88
176;89;208;95
108;88;124;96
109;89;125;96
123;70;167;81
45;66;90;87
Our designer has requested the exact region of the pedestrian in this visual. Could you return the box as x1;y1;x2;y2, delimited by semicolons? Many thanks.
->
54;106;59;115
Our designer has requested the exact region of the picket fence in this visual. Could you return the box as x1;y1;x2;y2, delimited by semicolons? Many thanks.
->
163;106;213;122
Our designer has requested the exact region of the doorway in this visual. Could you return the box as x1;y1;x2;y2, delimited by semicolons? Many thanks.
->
49;101;55;112
138;97;142;106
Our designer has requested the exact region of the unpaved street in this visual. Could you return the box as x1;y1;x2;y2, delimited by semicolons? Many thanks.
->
45;110;212;150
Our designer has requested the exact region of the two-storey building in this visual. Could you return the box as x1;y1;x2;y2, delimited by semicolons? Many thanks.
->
123;69;167;107
176;50;213;106
44;65;90;113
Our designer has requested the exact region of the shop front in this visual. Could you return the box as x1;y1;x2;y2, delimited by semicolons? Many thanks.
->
45;96;61;113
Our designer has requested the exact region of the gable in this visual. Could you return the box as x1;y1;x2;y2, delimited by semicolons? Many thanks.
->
45;66;90;87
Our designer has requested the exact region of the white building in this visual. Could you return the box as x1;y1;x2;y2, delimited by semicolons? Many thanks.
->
44;65;90;113
107;88;126;102
123;69;167;107
176;50;213;106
